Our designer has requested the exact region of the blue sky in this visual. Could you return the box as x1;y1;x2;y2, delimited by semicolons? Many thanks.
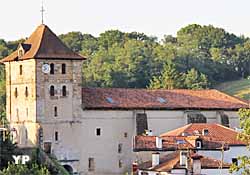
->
1;0;250;40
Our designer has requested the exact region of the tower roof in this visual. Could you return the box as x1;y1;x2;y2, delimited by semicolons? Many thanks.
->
1;24;86;62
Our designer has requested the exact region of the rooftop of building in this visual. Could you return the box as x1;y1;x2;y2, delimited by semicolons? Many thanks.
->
134;123;246;152
0;24;86;63
82;88;249;110
138;151;231;172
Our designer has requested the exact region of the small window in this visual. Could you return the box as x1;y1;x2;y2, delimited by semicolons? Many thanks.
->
88;158;95;171
124;132;128;138
19;65;23;75
25;87;28;97
118;143;122;153
196;140;202;149
14;88;18;98
119;159;123;168
54;106;58;117
96;128;101;136
50;63;54;74
232;158;238;166
50;86;55;96
62;86;67;96
55;131;58;141
62;64;66;74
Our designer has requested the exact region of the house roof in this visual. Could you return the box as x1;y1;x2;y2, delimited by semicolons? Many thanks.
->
82;88;248;110
134;135;228;152
1;24;86;62
139;152;231;172
161;123;246;146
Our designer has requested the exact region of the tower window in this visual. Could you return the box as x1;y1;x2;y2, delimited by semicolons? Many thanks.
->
88;158;95;171
54;106;58;117
50;86;55;96
14;88;18;98
96;128;101;136
50;63;54;74
25;87;28;97
19;65;23;75
55;131;58;141
62;64;66;74
62;86;67;96
118;143;122;153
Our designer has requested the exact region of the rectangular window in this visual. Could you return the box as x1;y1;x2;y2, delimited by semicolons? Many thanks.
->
54;106;58;117
118;143;122;153
19;65;23;75
124;132;128;138
88;158;95;171
55;131;58;141
96;128;101;136
232;158;238;166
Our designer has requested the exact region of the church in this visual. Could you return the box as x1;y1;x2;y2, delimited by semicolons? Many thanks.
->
1;24;248;175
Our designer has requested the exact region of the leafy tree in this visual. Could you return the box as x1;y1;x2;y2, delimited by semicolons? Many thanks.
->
0;163;50;175
183;68;209;89
59;32;83;52
149;61;182;89
230;109;250;174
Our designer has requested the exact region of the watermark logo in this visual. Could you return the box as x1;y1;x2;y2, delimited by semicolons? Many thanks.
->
12;155;30;164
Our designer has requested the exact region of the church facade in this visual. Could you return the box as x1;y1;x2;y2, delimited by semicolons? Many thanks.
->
1;24;248;175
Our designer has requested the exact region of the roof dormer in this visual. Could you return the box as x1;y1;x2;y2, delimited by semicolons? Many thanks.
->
18;43;31;58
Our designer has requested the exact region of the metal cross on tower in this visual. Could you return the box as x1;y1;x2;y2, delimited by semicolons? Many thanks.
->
41;0;45;24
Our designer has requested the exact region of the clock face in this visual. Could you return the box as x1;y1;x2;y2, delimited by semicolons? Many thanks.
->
42;64;50;73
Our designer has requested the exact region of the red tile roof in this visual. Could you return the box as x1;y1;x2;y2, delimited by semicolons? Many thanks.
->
82;88;248;110
139;151;231;172
134;135;228;151
1;24;86;62
161;123;246;146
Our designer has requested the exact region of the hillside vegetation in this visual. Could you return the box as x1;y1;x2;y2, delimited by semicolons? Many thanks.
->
215;79;250;100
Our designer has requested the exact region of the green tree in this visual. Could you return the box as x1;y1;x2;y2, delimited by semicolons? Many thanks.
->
230;109;250;174
0;163;50;175
149;61;182;89
183;68;209;89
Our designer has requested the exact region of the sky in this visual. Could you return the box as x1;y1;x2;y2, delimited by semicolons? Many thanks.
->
1;0;250;41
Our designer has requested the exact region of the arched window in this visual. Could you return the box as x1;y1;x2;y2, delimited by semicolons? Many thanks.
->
14;88;18;98
19;65;23;75
62;86;67;96
25;87;28;97
50;86;55;96
50;63;54;74
54;106;58;117
62;64;66;74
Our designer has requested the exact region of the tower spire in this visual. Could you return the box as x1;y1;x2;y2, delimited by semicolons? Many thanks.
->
41;0;45;24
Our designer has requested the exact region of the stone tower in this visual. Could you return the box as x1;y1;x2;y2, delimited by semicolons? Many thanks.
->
0;24;85;155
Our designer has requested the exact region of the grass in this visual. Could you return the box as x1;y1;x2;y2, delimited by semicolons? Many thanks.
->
215;79;250;100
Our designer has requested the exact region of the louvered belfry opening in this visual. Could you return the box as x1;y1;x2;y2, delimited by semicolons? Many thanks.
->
136;113;148;135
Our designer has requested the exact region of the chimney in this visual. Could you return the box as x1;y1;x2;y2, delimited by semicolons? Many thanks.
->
191;154;203;175
152;152;160;167
156;137;162;149
180;151;188;167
